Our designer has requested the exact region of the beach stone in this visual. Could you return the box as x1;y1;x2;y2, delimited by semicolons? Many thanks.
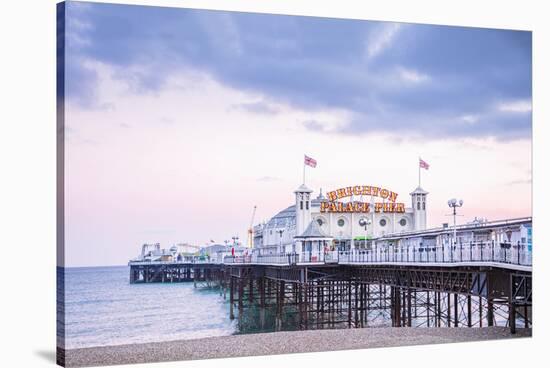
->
62;327;531;367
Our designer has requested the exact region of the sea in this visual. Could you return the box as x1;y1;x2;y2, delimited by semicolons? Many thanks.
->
59;266;237;349
57;266;512;349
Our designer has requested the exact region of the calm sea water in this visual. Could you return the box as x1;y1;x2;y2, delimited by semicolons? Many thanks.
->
59;266;236;349
58;266;512;349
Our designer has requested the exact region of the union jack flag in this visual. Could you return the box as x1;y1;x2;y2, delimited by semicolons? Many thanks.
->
419;158;430;170
304;155;317;168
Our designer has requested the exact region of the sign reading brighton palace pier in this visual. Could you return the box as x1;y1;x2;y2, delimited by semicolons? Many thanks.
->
321;186;405;213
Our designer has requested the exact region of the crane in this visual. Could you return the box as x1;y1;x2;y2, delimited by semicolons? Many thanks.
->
247;205;257;248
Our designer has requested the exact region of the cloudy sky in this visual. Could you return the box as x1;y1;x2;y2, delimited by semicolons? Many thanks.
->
62;1;532;267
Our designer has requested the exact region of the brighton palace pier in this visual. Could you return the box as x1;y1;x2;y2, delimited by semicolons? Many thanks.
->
129;183;532;333
254;184;429;255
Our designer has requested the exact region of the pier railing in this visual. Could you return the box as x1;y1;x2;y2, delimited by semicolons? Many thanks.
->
337;240;531;266
218;241;531;268
131;241;531;269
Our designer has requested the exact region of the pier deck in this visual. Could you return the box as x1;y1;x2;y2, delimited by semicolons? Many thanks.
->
129;248;532;335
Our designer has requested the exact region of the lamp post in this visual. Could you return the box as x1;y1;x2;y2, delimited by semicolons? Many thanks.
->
224;240;229;257
232;236;239;250
447;198;464;248
358;218;371;248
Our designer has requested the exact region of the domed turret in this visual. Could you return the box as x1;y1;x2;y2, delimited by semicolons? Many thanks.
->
295;184;313;237
410;186;428;230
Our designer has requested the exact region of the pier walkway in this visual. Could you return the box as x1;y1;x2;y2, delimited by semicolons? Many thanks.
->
222;241;532;272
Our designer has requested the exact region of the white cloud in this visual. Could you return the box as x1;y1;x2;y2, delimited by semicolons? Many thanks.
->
497;99;532;113
460;114;479;124
66;2;94;49
366;23;402;59
398;67;430;83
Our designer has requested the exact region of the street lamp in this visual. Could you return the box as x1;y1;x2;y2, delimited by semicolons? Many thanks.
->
447;198;464;247
358;217;371;229
358;218;371;250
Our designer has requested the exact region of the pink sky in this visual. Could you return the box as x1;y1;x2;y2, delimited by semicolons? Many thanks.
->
63;62;531;267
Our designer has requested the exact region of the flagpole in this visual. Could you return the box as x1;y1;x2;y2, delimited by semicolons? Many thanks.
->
303;158;306;185
418;157;421;187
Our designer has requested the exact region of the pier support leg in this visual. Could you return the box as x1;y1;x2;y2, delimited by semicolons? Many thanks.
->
280;280;286;327
249;277;254;303
509;275;517;335
298;283;304;329
259;278;265;308
267;279;271;304
487;299;494;327
365;283;369;327
479;297;483;327
398;290;402;327
316;280;321;328
426;291;430;328
407;288;412;327
436;292;441;327
390;287;394;326
447;293;451;327
467;295;472;327
509;302;516;334
391;287;401;327
359;284;364;327
305;283;309;330
454;293;459;327
414;289;418;318
238;278;244;314
229;277;235;320
402;290;406;327
348;281;352;328
354;282;359;328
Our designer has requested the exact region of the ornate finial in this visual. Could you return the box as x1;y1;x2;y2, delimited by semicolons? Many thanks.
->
317;188;324;199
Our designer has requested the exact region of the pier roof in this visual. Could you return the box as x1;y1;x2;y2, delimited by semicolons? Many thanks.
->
295;220;333;239
410;186;429;195
311;188;326;206
294;184;313;193
376;217;532;241
265;205;295;227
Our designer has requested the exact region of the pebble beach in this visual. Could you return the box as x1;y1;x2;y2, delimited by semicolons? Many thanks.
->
60;327;531;367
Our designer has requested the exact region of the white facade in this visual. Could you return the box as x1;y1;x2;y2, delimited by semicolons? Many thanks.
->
254;183;429;252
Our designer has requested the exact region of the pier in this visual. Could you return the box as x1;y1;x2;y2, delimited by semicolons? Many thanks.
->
129;240;532;334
